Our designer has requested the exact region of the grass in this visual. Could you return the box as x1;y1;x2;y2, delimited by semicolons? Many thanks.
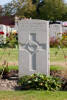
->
0;65;62;72
0;91;67;100
7;65;18;70
0;65;63;72
0;47;66;71
0;48;66;100
50;65;63;71
0;48;18;64
0;65;18;71
0;47;67;64
50;48;67;62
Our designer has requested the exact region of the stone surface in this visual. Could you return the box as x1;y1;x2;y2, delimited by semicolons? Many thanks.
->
18;19;50;77
0;24;6;39
49;24;62;38
62;26;67;33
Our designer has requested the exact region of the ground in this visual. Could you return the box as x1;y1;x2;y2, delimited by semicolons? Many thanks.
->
0;91;67;100
0;48;18;66
50;48;67;67
0;48;67;99
0;48;67;66
0;79;17;91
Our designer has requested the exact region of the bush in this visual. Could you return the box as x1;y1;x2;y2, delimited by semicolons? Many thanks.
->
6;33;18;48
50;37;60;47
1;66;10;79
18;73;61;91
61;32;67;47
0;32;18;48
50;32;67;48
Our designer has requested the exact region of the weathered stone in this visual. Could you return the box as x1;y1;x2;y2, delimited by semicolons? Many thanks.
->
17;19;50;77
49;24;62;38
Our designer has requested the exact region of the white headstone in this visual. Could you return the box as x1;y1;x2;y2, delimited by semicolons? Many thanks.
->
18;19;50;76
62;26;67;33
0;24;7;43
50;24;62;38
6;26;11;34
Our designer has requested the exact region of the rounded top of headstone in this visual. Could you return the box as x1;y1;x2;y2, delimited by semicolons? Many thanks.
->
18;19;49;25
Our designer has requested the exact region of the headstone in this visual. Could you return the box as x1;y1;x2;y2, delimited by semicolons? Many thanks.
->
15;16;19;32
0;24;7;39
6;26;11;34
17;19;50;76
62;26;67;33
0;35;4;44
49;24;62;38
0;24;7;44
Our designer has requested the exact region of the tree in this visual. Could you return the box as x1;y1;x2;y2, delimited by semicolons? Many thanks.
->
0;5;3;16
14;0;36;18
61;4;67;20
13;0;67;21
38;0;67;21
2;0;36;18
2;0;67;21
2;2;15;16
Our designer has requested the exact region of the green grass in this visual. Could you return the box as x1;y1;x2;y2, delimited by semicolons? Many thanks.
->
0;65;18;71
0;48;18;64
0;91;67;100
0;48;66;100
0;47;67;64
0;65;62;72
0;47;66;70
7;65;18;70
50;65;63;71
50;48;67;62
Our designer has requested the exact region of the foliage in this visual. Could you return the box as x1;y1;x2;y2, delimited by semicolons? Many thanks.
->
0;66;18;73
15;0;36;18
50;37;60;47
2;0;67;21
39;0;67;21
0;5;3;16
3;0;36;18
6;32;18;48
0;61;10;79
0;65;18;79
2;66;10;77
50;32;67;66
2;2;15;16
50;32;67;48
15;0;67;20
18;73;61;91
61;32;67;47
